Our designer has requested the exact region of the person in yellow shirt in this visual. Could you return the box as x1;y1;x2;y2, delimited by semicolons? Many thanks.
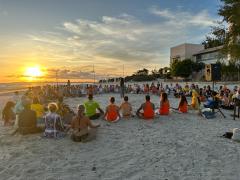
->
31;97;45;124
189;90;201;115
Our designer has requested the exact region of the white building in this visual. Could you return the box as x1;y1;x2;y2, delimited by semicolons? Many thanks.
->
192;45;228;64
170;43;204;64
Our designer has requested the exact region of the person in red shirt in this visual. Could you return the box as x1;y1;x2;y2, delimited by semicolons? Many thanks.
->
159;92;170;115
136;95;155;120
104;97;121;122
178;95;188;113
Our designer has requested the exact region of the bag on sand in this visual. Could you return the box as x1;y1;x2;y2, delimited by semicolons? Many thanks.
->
222;132;233;139
232;128;240;142
202;110;216;119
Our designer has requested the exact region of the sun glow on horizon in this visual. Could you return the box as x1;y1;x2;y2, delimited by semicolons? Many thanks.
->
24;66;44;81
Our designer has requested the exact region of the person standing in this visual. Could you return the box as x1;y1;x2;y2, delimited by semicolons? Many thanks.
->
120;77;125;98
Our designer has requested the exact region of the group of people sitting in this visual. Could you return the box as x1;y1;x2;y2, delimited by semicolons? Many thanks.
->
2;87;202;142
3;81;240;143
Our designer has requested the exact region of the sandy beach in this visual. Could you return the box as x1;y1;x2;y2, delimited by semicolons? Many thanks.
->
0;93;240;180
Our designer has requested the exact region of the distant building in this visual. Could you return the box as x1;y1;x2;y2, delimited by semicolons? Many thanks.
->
192;45;228;64
170;43;229;65
170;43;204;64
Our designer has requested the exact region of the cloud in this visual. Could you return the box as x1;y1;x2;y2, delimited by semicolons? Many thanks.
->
27;7;218;80
149;6;218;27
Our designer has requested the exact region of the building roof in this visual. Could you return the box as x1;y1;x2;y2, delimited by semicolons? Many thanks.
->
171;43;202;49
193;45;223;56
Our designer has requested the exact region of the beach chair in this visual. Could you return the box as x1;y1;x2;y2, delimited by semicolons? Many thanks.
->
204;99;226;118
210;100;226;118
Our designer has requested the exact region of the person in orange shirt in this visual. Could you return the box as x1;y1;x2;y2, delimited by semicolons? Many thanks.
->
136;95;155;120
159;92;170;115
178;95;188;113
104;97;121;122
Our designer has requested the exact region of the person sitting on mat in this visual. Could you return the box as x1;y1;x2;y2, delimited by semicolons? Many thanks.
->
104;97;121;122
71;105;100;142
84;94;104;120
119;96;133;119
136;95;155;120
159;92;170;115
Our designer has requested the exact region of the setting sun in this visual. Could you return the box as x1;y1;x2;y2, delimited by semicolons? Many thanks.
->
24;66;44;78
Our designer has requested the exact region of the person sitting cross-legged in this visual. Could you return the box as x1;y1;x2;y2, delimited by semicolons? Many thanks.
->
70;105;100;142
18;100;43;135
178;94;188;113
104;97;121;122
84;94;104;120
43;103;65;139
136;95;155;120
158;92;170;115
119;96;133;119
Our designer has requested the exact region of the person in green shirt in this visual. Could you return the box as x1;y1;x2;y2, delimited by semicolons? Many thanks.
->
84;94;104;120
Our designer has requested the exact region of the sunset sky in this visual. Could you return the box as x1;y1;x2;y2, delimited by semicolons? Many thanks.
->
0;0;221;82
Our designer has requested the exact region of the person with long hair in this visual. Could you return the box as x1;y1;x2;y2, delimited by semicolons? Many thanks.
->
70;105;100;142
2;101;15;126
178;95;188;113
159;92;170;115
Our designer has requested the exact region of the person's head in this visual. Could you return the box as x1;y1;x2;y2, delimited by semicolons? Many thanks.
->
88;94;93;100
4;101;15;110
48;103;58;113
32;97;40;104
145;95;150;102
110;97;115;104
211;91;218;97
161;92;168;102
124;96;128;102
77;104;85;116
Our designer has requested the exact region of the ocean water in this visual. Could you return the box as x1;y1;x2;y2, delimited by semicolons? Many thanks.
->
0;82;91;95
0;82;38;94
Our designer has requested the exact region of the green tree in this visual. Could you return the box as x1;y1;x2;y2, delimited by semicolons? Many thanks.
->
171;59;193;78
135;68;149;76
202;25;226;49
219;0;240;60
171;59;204;78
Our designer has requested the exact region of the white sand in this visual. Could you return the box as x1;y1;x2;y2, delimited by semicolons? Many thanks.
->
1;93;240;180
